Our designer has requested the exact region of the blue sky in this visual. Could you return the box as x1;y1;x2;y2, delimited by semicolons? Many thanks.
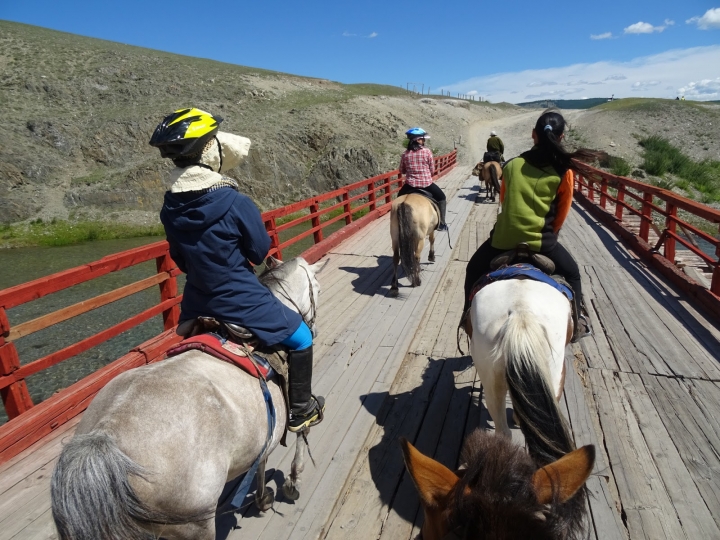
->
2;1;719;103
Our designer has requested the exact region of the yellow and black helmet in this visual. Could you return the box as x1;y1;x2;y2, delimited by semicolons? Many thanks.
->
149;108;223;159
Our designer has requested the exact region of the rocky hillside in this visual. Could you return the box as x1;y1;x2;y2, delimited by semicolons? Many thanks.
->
0;20;518;226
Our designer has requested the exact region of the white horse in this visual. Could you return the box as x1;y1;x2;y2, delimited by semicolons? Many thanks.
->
51;256;326;540
470;278;575;468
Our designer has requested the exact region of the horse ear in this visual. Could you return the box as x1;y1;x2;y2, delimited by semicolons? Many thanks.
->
265;256;280;269
400;437;459;508
532;445;595;504
310;259;330;274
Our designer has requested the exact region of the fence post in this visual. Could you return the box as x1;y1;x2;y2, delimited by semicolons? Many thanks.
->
615;185;625;220
713;224;720;295
310;199;323;243
156;251;180;330
369;180;377;211
343;191;352;225
663;202;677;264
266;217;281;260
0;309;34;419
600;179;608;209
639;192;653;242
384;175;392;204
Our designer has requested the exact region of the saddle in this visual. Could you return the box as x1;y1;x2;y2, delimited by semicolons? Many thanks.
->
483;151;503;164
170;316;292;445
402;187;442;230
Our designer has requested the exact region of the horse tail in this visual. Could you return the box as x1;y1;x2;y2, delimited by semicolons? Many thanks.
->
51;432;197;540
497;310;586;533
495;310;574;465
397;201;421;284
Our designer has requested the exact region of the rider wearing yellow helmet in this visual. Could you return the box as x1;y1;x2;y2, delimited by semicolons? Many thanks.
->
151;108;325;432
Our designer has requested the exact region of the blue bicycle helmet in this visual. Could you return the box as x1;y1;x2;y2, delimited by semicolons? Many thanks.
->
405;127;429;140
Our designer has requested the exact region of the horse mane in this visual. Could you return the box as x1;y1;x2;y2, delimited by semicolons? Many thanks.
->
448;430;587;540
258;258;301;289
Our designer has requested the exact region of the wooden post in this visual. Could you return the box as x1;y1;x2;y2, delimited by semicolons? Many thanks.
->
0;309;34;419
664;202;677;264
156;252;180;330
600;179;608;209
266;217;281;260
369;181;377;211
310;200;323;244
639;192;653;242
616;185;626;220
343;191;352;225
384;177;392;204
713;224;720;296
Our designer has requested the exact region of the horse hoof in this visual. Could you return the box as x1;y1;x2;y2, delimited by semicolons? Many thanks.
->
257;487;275;512
283;481;300;501
428;255;435;263
389;288;399;298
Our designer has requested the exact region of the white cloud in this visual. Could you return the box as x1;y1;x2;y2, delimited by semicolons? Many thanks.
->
591;32;613;40
678;77;720;98
440;45;720;103
624;21;670;34
686;8;720;29
367;32;378;38
467;90;478;95
342;31;356;37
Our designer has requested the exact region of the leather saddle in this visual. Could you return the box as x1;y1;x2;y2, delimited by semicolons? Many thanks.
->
489;243;555;274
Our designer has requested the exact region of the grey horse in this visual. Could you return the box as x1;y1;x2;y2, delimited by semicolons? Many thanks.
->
51;256;327;540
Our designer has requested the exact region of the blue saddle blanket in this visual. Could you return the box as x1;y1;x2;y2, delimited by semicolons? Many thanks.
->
479;263;573;301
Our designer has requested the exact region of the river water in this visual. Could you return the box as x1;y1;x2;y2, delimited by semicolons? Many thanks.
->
0;217;347;424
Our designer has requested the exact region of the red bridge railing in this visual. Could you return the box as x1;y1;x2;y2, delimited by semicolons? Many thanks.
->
572;160;720;316
0;150;456;462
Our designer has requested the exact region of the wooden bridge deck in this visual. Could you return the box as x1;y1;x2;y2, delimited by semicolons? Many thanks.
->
1;166;720;539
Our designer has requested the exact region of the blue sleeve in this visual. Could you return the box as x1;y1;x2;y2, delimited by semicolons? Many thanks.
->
235;194;271;265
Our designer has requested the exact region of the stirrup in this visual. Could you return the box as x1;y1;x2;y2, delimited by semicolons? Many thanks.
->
571;314;593;343
288;395;325;432
437;222;448;232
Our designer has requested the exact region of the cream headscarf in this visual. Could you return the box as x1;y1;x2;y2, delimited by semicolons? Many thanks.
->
168;132;251;193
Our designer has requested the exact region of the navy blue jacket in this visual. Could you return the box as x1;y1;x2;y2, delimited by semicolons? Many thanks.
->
161;187;302;346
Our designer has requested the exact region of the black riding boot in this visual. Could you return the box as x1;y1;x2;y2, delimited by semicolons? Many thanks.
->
437;199;448;231
288;346;325;432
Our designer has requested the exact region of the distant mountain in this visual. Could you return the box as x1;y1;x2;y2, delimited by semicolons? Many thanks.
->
516;98;611;110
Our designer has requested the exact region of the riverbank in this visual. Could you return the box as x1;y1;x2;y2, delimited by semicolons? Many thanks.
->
0;219;165;249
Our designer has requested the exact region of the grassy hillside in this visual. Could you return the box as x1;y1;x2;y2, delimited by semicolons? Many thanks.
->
1;20;510;235
517;98;610;109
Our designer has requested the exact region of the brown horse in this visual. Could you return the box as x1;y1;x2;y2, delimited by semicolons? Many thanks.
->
390;193;439;297
481;161;502;202
401;430;595;540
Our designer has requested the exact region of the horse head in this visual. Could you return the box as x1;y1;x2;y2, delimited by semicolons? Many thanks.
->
259;256;328;336
400;431;594;540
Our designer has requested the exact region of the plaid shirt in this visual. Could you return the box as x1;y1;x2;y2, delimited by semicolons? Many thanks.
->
400;147;435;188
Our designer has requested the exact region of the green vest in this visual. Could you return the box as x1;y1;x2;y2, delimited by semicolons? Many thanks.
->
491;157;561;252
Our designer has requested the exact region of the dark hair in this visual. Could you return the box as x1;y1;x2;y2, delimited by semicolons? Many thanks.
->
407;137;425;151
523;109;602;176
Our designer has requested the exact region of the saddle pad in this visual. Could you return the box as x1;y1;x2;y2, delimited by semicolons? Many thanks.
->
470;263;573;303
166;333;274;380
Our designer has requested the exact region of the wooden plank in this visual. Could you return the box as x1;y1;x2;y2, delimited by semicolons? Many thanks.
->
620;373;720;538
7;273;169;341
588;369;685;539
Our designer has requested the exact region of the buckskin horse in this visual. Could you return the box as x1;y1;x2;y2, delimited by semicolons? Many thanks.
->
390;193;440;297
466;274;591;533
51;256;326;540
401;429;595;539
481;161;502;202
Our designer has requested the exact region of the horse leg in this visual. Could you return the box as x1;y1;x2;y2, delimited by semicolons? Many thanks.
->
428;230;436;263
254;456;274;512
413;238;424;286
484;373;511;438
390;245;400;297
282;429;308;501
